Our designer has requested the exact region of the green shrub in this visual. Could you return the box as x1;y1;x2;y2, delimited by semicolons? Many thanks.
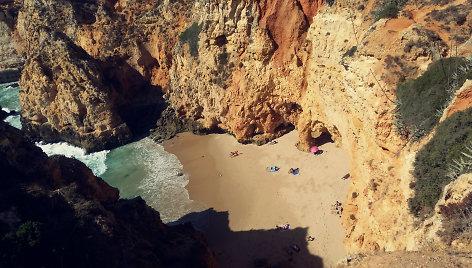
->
395;57;471;139
1;221;44;265
409;107;472;216
343;46;357;58
374;1;401;21
179;22;203;57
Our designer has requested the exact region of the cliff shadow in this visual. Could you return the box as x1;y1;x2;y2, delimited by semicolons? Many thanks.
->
102;59;167;140
170;208;323;268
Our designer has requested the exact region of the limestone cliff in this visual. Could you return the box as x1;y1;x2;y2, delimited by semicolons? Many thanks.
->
16;0;193;151
165;0;472;254
0;120;218;267
19;31;132;151
10;0;472;258
0;0;24;82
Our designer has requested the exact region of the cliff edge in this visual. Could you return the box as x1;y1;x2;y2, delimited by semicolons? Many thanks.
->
0;120;218;267
7;0;472;258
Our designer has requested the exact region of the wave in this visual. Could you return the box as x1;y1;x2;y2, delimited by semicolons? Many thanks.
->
101;138;203;223
5;115;21;129
36;141;109;176
135;138;195;222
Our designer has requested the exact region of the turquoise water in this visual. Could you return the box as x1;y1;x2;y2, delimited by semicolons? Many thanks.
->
0;82;201;222
100;138;204;222
0;82;21;129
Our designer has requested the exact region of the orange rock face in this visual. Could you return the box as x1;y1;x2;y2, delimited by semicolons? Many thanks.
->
258;0;310;65
12;0;472;257
445;84;472;118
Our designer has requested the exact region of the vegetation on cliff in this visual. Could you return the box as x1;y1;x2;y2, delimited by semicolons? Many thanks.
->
179;22;203;57
373;0;407;21
408;107;472;215
395;57;472;139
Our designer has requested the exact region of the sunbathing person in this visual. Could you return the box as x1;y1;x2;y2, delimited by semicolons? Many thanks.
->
268;166;280;172
276;223;290;230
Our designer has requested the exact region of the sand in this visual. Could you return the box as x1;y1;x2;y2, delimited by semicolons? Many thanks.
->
164;130;351;267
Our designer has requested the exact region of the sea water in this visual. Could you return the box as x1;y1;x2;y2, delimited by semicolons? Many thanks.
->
0;82;21;129
36;138;202;222
0;82;201;223
100;138;203;222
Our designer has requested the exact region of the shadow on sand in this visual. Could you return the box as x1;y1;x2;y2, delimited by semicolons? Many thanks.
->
170;208;323;268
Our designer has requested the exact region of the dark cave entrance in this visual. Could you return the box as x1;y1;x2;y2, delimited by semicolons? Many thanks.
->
313;130;334;146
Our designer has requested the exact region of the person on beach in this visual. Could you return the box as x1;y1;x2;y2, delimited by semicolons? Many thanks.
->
276;223;290;230
268;166;280;172
291;244;300;252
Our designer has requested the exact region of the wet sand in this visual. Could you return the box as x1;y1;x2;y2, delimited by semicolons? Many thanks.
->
164;130;350;267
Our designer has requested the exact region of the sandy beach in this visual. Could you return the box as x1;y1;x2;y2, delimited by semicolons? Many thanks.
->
164;130;350;267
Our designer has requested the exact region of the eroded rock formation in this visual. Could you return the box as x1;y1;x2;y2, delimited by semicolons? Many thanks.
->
165;0;472;254
9;0;472;257
0;120;218;267
19;31;132;151
16;0;194;151
0;0;24;82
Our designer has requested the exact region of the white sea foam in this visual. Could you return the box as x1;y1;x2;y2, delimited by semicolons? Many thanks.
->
5;115;21;129
2;107;11;113
131;138;198;222
1;82;199;223
36;141;109;176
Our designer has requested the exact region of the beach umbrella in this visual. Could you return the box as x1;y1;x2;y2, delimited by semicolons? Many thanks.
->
310;146;319;153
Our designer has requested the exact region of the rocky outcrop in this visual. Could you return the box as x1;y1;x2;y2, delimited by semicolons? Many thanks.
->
0;104;7;120
336;250;472;267
167;0;310;144
16;0;194;151
415;173;472;252
165;0;472;254
19;31;132;152
11;0;472;258
0;120;218;267
0;0;24;80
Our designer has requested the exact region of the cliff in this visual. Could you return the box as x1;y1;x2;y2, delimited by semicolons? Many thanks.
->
165;0;472;254
0;120;217;267
19;31;132;151
8;0;472;259
0;0;24;82
16;0;192;151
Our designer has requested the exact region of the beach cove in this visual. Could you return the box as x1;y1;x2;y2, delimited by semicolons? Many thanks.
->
165;130;351;267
